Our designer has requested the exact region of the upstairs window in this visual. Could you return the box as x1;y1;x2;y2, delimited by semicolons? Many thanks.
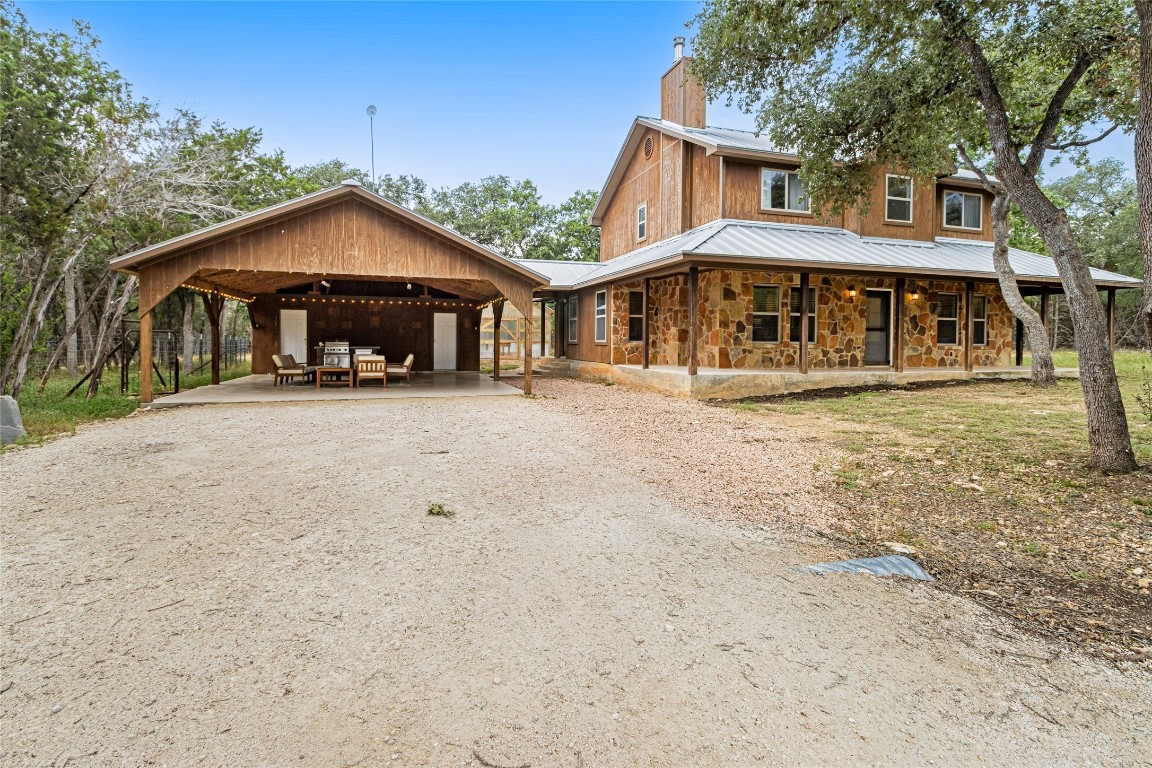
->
761;169;809;213
568;295;579;343
637;203;647;241
937;293;959;345
628;291;644;342
943;190;982;230
594;290;607;343
885;175;913;223
972;294;988;346
752;285;781;343
789;286;817;344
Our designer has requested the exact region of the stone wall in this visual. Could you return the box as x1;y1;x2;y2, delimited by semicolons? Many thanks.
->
602;270;1014;370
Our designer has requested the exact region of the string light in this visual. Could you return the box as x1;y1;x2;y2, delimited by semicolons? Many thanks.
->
179;283;254;304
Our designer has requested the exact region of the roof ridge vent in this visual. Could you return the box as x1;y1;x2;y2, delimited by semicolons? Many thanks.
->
341;178;362;186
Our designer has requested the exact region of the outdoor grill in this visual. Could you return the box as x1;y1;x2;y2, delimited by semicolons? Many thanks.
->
322;340;350;368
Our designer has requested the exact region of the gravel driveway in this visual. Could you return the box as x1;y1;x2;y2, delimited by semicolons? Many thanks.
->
2;383;1149;766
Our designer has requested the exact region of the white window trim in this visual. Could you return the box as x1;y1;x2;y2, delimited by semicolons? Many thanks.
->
937;292;960;346
636;202;647;242
942;190;983;231
594;290;607;344
759;168;811;214
568;295;579;344
972;294;988;347
752;284;782;344
884;174;914;224
789;286;818;344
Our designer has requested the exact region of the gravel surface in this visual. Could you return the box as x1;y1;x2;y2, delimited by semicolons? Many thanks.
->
3;383;1150;766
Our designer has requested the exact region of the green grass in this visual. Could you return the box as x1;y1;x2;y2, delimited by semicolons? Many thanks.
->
745;350;1151;467
8;360;251;447
479;362;520;374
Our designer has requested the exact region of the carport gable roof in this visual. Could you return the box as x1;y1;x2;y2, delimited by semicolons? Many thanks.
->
110;180;550;287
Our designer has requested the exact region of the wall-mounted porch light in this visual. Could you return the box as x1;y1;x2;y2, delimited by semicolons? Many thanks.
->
909;290;921;301
847;286;858;298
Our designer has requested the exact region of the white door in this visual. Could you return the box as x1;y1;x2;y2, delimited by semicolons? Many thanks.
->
433;313;457;370
279;309;308;362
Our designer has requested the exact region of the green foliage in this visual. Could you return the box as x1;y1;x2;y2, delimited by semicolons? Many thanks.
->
690;0;1137;215
426;502;455;518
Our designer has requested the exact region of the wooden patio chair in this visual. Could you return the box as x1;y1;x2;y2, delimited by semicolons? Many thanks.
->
386;353;415;384
272;354;316;386
355;355;388;387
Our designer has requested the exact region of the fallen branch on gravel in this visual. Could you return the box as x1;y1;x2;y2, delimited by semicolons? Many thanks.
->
472;748;531;768
13;608;52;624
146;599;185;612
1022;701;1063;727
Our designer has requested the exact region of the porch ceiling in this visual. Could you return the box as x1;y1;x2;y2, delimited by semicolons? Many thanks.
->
188;269;501;303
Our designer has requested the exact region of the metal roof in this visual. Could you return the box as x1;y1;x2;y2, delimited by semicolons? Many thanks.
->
508;259;601;288
524;220;1138;289
635;117;793;155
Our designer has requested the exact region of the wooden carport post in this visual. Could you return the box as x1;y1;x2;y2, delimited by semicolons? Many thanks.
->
139;308;154;404
202;292;225;385
893;278;904;373
491;299;505;381
540;299;547;359
523;317;533;396
1040;288;1051;349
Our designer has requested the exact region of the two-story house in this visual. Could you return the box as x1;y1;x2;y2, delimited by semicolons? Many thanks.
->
518;39;1136;398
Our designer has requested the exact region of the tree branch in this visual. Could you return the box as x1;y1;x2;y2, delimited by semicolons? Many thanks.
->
954;139;1003;195
1045;122;1120;151
1023;53;1094;174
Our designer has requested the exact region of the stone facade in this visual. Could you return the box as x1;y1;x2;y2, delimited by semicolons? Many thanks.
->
600;270;1014;371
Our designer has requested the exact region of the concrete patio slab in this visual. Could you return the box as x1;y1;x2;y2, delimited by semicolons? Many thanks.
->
149;372;521;408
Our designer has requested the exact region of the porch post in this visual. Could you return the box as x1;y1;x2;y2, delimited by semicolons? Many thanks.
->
964;281;975;373
1106;288;1116;353
798;273;810;374
687;266;699;376
1040;288;1050;348
642;277;651;370
139;308;153;404
1015;319;1025;366
893;277;904;373
492;299;505;381
523;318;533;395
208;294;224;385
540;299;547;358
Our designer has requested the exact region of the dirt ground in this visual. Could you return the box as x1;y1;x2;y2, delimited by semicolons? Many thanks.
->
3;382;1151;766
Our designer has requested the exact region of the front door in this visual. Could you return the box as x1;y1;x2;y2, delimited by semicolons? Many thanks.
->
864;291;891;366
433;312;457;370
279;309;308;363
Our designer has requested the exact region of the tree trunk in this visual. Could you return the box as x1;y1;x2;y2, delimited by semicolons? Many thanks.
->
36;271;112;394
181;292;196;375
942;11;1138;472
990;194;1055;386
64;270;78;376
1138;0;1152;350
85;275;137;398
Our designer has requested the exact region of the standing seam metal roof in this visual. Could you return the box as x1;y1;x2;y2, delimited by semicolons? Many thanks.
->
515;220;1139;289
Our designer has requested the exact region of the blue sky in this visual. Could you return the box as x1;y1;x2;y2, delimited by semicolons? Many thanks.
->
20;1;1135;204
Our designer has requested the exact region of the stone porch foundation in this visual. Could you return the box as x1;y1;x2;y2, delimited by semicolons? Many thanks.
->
549;359;1079;400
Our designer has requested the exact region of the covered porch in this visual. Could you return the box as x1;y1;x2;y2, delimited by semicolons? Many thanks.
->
148;371;522;408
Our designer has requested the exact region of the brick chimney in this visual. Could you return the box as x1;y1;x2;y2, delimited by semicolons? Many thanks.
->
661;36;706;128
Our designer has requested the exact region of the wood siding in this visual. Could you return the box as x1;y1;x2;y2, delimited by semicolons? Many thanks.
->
562;286;612;364
689;144;721;228
135;194;538;317
935;185;994;241
721;160;843;227
599;128;667;261
843;167;937;242
250;294;480;375
660;58;706;128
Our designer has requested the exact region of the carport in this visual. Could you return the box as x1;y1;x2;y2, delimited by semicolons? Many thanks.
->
111;181;547;402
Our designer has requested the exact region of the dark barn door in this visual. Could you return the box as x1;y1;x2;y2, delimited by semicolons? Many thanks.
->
865;291;891;366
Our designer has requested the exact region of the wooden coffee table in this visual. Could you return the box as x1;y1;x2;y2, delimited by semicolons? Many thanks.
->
315;366;353;388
